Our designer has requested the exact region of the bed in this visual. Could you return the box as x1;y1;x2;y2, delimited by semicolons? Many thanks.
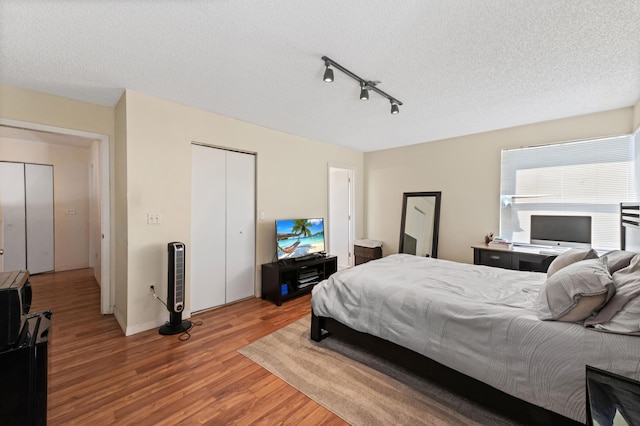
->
310;204;640;424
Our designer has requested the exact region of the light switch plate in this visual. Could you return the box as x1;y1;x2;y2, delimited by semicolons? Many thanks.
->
147;213;161;224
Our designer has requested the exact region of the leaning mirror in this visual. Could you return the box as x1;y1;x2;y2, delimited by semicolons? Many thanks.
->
399;191;441;258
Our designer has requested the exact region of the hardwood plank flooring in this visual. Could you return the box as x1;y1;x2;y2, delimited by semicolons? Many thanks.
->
28;269;347;425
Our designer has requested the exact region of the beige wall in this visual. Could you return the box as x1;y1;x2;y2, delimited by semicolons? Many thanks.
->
0;137;92;271
121;90;364;334
0;85;115;136
364;107;636;264
634;98;640;130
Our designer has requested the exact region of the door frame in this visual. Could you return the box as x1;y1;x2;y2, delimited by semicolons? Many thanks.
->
328;163;356;268
0;118;112;314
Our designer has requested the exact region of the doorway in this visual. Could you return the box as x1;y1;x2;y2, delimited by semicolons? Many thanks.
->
328;165;355;269
0;119;111;314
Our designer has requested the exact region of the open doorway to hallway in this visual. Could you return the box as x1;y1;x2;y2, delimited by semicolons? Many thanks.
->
0;121;111;314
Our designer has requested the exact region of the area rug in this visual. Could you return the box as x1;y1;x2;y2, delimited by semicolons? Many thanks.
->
238;317;517;426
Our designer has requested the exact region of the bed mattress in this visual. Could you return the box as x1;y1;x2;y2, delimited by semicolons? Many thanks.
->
311;254;640;422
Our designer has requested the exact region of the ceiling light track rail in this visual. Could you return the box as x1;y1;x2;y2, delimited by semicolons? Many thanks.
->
321;55;402;114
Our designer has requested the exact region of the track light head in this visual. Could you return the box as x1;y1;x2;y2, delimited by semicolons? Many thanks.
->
390;101;399;115
323;62;334;83
359;82;369;101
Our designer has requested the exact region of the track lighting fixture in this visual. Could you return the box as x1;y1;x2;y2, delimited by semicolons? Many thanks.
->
321;55;402;114
359;82;369;101
323;61;334;83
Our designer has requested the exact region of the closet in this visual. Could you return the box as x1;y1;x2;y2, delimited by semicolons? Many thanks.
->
190;144;255;312
0;162;54;274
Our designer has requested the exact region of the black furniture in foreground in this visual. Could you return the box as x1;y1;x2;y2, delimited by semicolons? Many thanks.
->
0;310;51;426
586;365;640;426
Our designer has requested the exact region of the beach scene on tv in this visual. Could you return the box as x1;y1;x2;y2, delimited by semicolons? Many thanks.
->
276;218;325;260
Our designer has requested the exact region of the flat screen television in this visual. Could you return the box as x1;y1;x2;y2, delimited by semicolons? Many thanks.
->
530;215;592;248
586;365;640;426
276;218;325;261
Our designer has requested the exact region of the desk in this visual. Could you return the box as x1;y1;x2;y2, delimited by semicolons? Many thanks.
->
472;243;557;273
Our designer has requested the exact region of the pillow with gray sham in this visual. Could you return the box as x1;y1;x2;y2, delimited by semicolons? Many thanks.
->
584;254;640;333
546;247;598;277
602;250;637;274
537;257;614;322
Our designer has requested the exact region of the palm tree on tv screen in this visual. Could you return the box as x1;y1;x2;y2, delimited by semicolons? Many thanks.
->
291;219;312;241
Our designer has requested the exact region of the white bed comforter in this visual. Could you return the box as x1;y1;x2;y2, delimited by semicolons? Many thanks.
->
311;254;640;423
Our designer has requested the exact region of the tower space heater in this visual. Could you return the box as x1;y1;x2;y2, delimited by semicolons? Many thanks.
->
159;242;192;335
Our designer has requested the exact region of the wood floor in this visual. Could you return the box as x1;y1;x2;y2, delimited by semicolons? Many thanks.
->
29;269;347;425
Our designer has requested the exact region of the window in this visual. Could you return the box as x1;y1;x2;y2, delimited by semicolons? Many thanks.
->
500;135;637;250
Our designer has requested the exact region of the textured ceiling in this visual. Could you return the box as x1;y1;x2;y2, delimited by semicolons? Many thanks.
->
1;1;639;152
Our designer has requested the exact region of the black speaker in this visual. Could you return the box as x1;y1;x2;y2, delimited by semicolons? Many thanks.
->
159;242;192;335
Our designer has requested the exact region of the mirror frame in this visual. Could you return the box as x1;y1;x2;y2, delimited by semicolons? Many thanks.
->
398;191;442;258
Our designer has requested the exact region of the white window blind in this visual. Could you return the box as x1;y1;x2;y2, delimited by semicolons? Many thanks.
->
500;135;636;250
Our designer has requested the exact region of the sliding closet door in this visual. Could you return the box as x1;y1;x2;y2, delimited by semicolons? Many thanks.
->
0;162;54;274
225;151;255;303
190;145;226;312
0;162;27;271
190;145;255;312
25;164;54;274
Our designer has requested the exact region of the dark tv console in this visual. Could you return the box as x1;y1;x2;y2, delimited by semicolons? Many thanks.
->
262;255;337;306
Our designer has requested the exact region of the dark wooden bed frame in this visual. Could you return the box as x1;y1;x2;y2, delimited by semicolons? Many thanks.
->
310;313;580;425
310;202;640;425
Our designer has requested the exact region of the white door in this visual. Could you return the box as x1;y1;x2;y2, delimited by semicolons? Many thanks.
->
190;145;255;312
191;145;227;312
329;166;354;269
0;162;54;273
0;162;27;271
25;164;54;274
225;150;255;303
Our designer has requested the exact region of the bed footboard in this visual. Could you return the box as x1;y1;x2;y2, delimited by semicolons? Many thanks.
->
309;311;580;426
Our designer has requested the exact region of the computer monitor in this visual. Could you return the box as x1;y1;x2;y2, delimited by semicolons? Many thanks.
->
530;215;592;248
586;365;640;426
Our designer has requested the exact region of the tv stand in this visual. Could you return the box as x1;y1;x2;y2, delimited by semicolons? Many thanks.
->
262;255;337;306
